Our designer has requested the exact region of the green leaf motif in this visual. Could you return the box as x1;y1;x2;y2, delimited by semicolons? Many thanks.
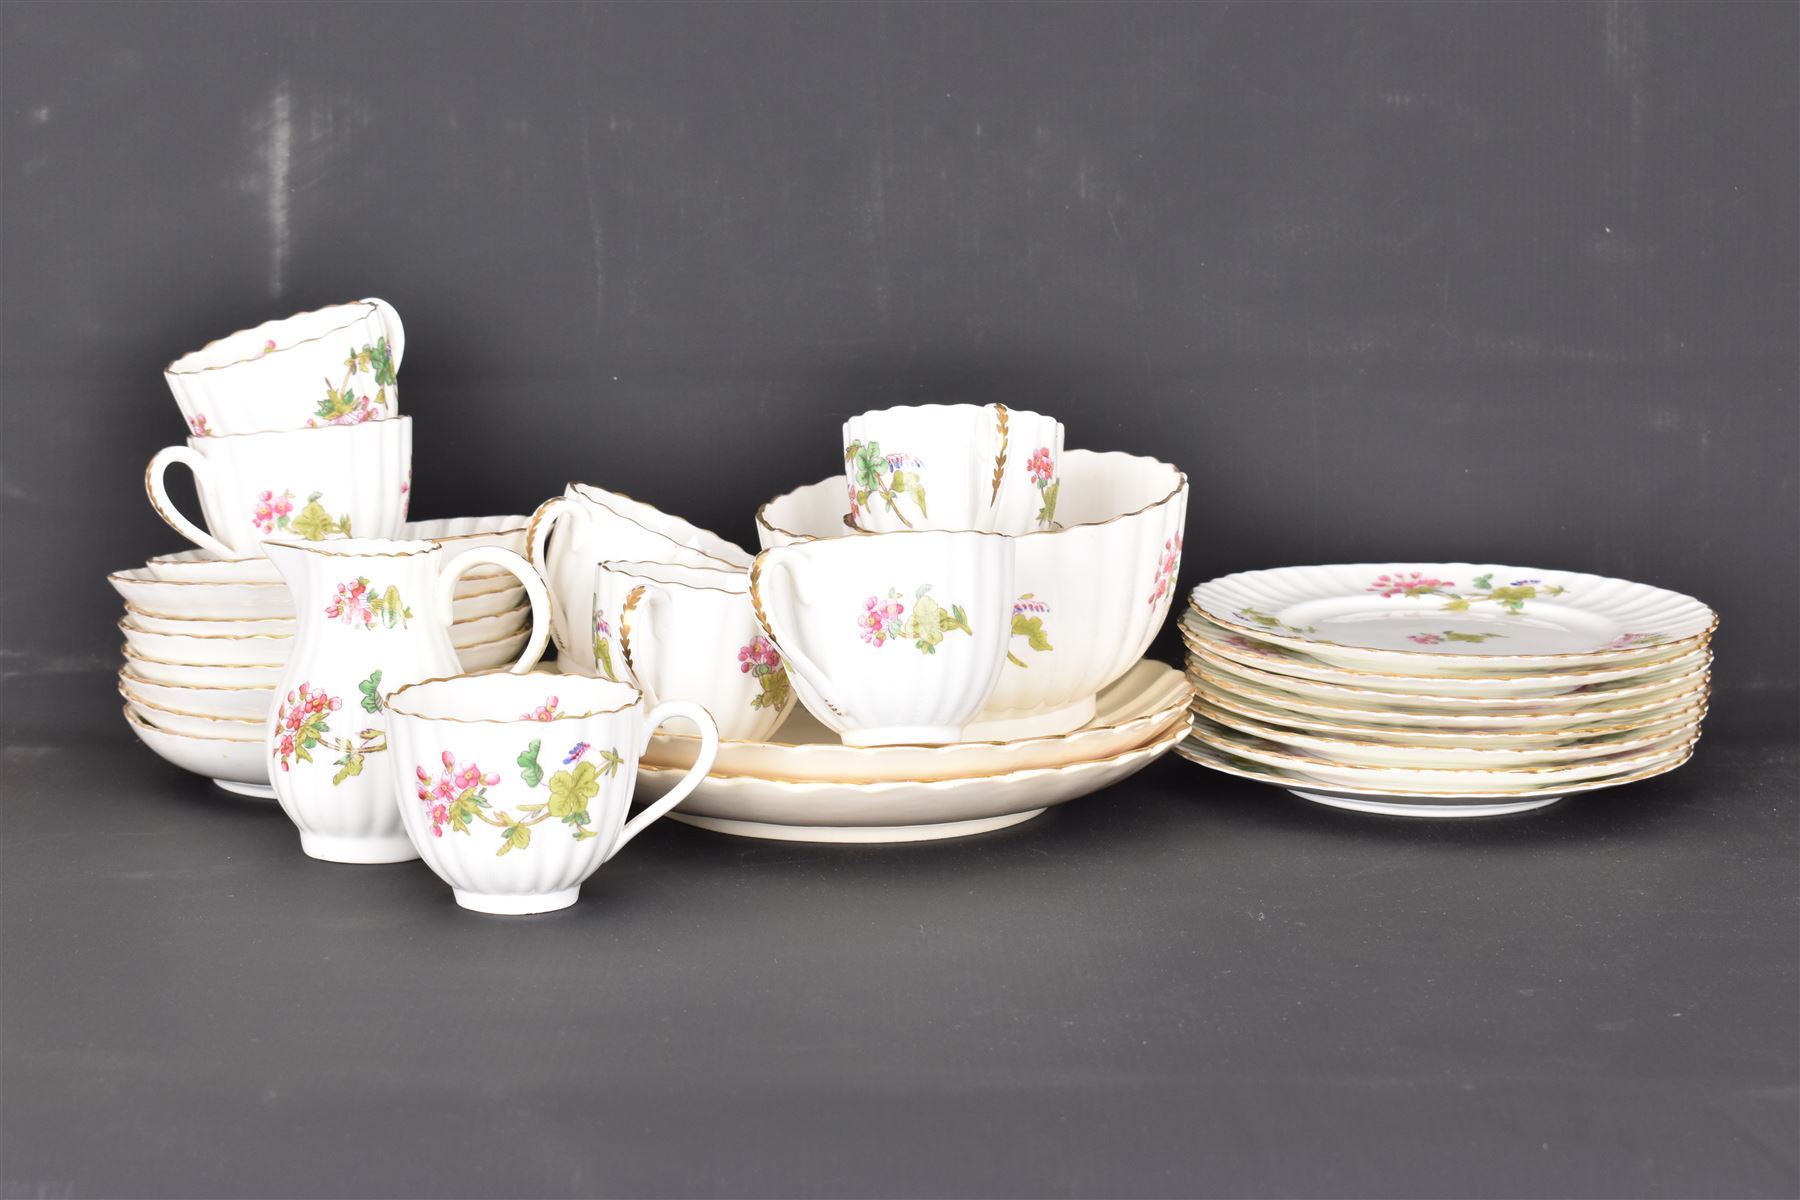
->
358;670;384;714
548;761;600;820
1471;573;1494;590
517;739;544;788
332;753;364;785
594;638;618;682
497;821;531;856
596;748;625;778
369;337;397;388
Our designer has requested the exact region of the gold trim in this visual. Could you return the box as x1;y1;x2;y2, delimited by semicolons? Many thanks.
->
119;665;273;694
123;604;294;628
989;402;1010;506
1187;714;1702;777
263;536;439;559
1193;679;1711;742
171;414;410;445
524;496;562;569
618;584;648;677
119;682;264;724
1180;612;1707;683
1185;640;1712;705
565;482;748;564
649;673;1194;751
636;720;1189;787
1190;698;1704;759
1175;738;1699;800
749;555;772;640
117;618;290;644
122;704;264;744
385;670;640;723
598;559;745;596
121;643;284;670
109;569;284;590
165;300;377;376
456;622;533;652
454;599;531;629
757;454;1188;545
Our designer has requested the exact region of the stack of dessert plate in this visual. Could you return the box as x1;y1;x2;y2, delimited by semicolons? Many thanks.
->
1178;564;1717;817
114;517;536;798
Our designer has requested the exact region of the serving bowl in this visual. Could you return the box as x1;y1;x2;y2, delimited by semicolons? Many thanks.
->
755;449;1188;738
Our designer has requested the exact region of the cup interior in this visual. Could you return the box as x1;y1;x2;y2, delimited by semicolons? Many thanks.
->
387;671;641;723
600;559;748;594
168;301;378;374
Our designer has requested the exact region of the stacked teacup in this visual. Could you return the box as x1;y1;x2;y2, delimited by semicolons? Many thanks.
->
115;301;538;799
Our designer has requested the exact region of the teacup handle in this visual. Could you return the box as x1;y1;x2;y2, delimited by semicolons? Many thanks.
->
610;700;719;860
145;446;234;558
434;547;551;673
617;582;670;692
750;548;852;720
364;297;405;371
526;496;586;657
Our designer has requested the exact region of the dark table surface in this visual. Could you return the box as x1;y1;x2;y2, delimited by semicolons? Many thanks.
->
2;688;1795;1199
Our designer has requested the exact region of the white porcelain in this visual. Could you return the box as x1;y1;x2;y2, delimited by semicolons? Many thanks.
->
592;559;797;742
165;299;404;436
1189;661;1711;732
122;689;263;740
144;517;530;582
1181;611;1704;698
384;672;719;915
1189;642;1710;713
757;451;1189;739
263;538;550;865
1177;733;1698;817
751;530;1016;746
120;646;284;688
450;602;531;649
146;418;413;557
635;721;1186;843
528;483;752;673
120;620;291;667
123;610;296;637
842;403;1064;535
642;658;1190;783
1195;679;1710;747
124;706;272;792
1188;713;1699;794
1190;564;1717;670
456;629;533;673
108;567;517;623
1193;699;1704;769
119;669;274;721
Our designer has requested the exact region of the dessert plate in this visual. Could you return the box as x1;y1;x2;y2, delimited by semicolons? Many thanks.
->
1176;737;1697;818
1188;714;1697;793
634;723;1187;843
1190;564;1716;670
1194;681;1709;747
1189;644;1709;713
119;670;273;721
1179;611;1699;698
643;660;1190;783
1192;700;1703;769
1188;665;1706;734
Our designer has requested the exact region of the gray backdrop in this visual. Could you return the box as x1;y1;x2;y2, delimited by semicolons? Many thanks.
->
1;3;1796;1197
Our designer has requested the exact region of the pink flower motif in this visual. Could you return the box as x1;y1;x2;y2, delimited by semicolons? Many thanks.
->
1368;572;1456;599
1026;446;1054;485
1408;633;1445;645
188;414;211;437
523;697;560;722
259;339;278;357
858;593;906;645
1148;533;1182;607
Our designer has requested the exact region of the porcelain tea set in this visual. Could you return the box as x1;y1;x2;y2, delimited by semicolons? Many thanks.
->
116;299;1718;913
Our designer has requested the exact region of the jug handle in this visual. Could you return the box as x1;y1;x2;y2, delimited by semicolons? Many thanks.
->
610;699;719;860
525;496;581;570
363;297;405;372
436;547;551;673
617;581;671;689
749;548;851;720
145;446;234;558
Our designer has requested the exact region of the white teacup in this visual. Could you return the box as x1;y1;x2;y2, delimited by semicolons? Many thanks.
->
749;530;1016;746
147;417;412;557
528;483;753;675
385;672;718;915
843;403;1065;535
594;559;796;742
165;299;405;437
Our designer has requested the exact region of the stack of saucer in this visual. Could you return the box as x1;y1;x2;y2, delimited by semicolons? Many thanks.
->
116;518;538;796
1178;564;1716;817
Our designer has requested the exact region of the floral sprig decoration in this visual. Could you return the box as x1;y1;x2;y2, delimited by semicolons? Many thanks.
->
737;636;791;711
859;585;972;654
845;441;927;528
1026;447;1059;528
272;673;387;784
324;578;412;630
